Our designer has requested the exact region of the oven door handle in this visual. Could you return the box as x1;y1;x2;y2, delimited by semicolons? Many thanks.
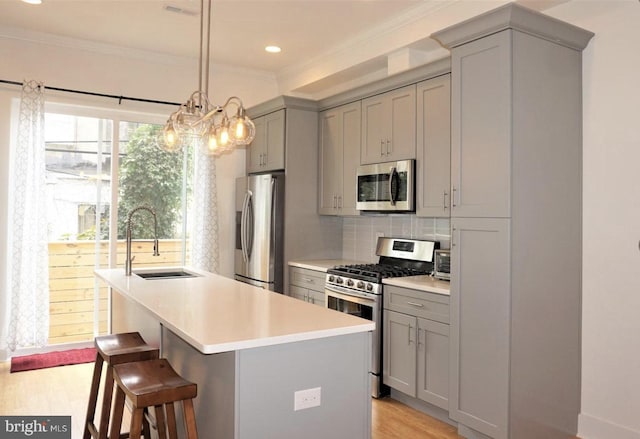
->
325;287;376;306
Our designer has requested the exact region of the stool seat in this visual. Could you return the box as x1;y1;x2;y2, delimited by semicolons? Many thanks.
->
95;332;160;365
84;332;159;439
111;359;199;439
114;359;197;407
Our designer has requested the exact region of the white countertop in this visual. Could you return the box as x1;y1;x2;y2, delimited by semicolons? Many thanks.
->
96;267;374;355
383;275;451;296
288;259;366;272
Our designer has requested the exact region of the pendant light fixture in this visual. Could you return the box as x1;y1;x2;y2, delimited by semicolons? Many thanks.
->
159;0;255;155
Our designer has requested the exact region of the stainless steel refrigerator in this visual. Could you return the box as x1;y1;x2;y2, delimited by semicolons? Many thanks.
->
234;172;285;292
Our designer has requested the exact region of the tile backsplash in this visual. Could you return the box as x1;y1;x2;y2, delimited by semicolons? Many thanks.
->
342;215;451;263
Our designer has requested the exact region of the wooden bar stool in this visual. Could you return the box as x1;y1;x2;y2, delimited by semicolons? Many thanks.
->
110;358;198;439
83;332;159;439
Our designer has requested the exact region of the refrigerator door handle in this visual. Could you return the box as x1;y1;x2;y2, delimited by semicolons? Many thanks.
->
246;190;254;261
240;191;251;262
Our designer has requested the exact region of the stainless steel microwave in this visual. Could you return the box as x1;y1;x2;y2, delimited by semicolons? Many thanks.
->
356;159;415;212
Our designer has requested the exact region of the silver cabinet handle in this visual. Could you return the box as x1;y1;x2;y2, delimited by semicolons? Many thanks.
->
452;186;457;207
338;195;342;209
303;277;314;283
408;324;414;345
452;227;456;247
380;139;385;157
443;190;448;210
386;139;391;155
406;301;424;308
333;195;337;209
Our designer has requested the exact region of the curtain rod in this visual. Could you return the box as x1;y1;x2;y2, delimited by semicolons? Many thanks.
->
0;79;181;107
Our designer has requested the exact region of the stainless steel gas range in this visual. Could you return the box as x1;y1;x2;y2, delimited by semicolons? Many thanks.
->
325;237;439;398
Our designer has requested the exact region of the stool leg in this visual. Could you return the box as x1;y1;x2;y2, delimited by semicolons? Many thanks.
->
108;386;126;439
129;408;145;439
183;399;198;439
98;365;115;439
83;354;104;439
154;405;168;439
165;402;178;439
142;408;152;439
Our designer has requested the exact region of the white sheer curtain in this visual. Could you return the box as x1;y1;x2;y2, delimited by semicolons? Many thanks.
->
6;80;50;351
189;150;220;273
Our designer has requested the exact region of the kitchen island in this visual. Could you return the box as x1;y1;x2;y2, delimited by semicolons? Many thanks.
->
95;267;374;439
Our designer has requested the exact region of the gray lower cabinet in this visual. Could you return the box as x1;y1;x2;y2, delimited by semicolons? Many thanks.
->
289;266;326;307
383;285;449;410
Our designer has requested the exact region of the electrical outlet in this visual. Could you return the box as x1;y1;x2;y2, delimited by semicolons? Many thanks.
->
294;387;321;411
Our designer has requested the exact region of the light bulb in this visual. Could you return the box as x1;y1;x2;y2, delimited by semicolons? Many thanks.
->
159;123;183;152
229;111;255;146
200;126;220;156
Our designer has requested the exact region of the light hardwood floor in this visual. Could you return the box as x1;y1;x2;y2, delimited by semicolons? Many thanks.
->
0;361;461;439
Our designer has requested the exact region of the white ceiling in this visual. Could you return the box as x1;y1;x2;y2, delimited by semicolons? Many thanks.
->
0;0;567;98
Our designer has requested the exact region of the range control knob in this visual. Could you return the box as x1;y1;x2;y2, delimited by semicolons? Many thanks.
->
328;275;335;283
346;279;354;287
336;277;344;285
366;283;374;292
356;281;365;289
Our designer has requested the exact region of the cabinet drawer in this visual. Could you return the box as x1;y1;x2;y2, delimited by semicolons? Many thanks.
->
384;285;449;323
289;267;326;292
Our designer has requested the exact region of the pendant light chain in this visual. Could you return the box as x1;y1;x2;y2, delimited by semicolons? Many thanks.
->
159;0;255;156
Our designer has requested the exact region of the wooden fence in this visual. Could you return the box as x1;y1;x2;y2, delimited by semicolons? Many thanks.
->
48;239;186;345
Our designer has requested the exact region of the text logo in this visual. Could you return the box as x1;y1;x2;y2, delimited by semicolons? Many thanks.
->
0;417;70;439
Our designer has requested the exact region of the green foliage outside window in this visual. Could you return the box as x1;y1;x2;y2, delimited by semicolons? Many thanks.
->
117;124;192;239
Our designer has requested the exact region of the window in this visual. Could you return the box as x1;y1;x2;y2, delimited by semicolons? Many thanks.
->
43;105;192;345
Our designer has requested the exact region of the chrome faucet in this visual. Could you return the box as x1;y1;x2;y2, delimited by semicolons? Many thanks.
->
125;206;160;276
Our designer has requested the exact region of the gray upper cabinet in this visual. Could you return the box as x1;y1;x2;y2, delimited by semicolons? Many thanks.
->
361;85;416;164
247;109;285;174
433;3;593;438
450;31;511;218
416;74;451;218
318;101;361;216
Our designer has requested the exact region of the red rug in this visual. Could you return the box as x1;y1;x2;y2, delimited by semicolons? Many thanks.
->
10;347;96;373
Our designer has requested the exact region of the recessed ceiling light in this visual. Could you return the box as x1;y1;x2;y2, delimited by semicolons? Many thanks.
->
21;0;42;4
265;46;281;54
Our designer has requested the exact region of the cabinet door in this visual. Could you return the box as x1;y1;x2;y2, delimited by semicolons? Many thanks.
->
247;115;266;174
339;101;361;216
451;31;511;218
360;94;387;165
247;110;285;173
383;310;416;397
416;75;451;218
387;84;416;162
318;108;342;215
361;85;417;164
307;290;325;307
449;218;510;438
417;317;449;410
289;285;309;302
262;109;286;171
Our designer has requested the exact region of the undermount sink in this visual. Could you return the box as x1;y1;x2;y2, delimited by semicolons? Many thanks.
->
134;269;201;280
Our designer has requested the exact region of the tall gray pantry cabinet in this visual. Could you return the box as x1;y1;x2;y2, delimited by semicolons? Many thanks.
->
432;4;593;439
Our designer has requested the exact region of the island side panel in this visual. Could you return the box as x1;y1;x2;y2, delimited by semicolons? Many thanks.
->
162;327;237;439
110;288;161;349
236;331;372;439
